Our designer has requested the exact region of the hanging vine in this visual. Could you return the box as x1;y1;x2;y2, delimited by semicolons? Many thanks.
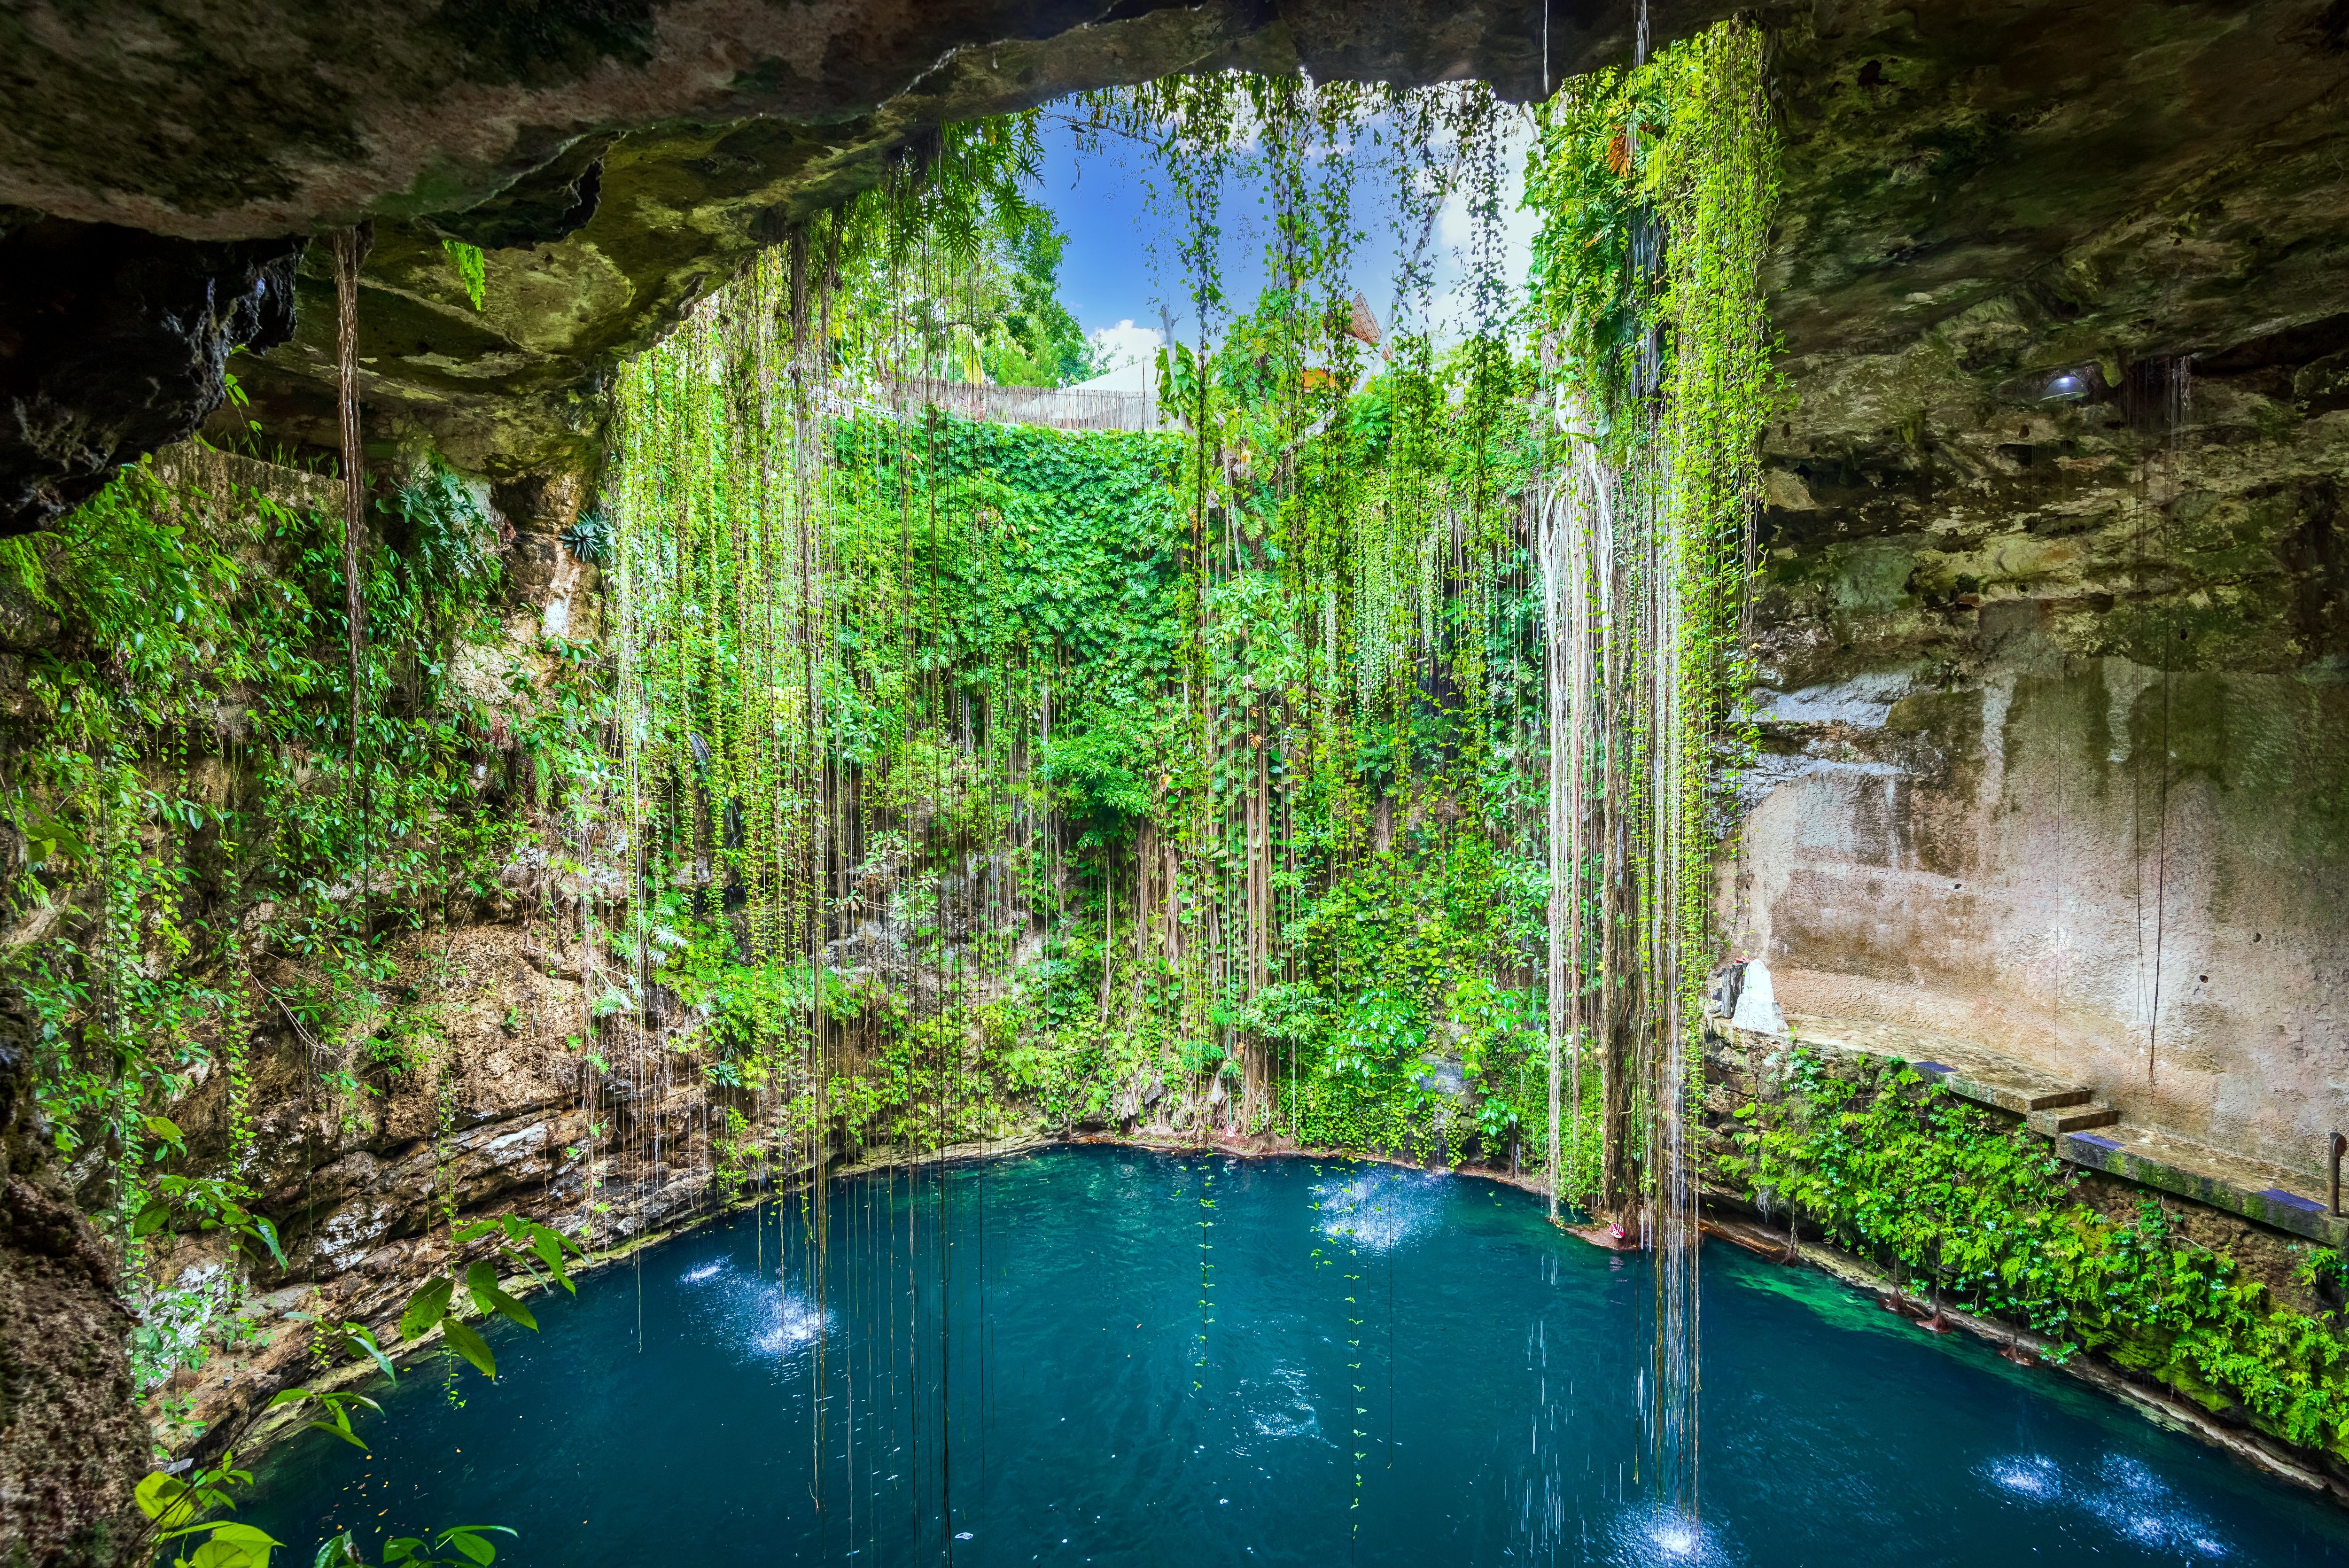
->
1527;14;1779;1525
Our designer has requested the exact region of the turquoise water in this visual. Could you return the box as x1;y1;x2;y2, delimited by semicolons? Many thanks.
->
249;1147;2349;1564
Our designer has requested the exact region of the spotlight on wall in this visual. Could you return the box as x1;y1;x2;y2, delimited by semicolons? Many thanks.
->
2041;371;2089;402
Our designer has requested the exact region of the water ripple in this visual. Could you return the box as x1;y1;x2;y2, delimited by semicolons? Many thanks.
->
674;1258;830;1368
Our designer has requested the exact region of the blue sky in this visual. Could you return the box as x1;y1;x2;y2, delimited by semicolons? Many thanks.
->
1027;99;1540;373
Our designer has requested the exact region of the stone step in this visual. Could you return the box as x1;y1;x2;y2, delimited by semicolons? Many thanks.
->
1772;1016;2098;1119
2027;1102;2119;1136
2063;1124;2349;1248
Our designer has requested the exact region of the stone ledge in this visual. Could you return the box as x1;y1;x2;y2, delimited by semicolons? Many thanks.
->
1778;1014;2094;1115
2062;1124;2349;1249
1743;1014;2347;1250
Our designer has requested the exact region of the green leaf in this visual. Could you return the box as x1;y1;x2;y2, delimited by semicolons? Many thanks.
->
313;1530;367;1568
442;1317;497;1380
399;1276;454;1342
145;1114;187;1150
529;1230;576;1291
441;239;488;312
486;1287;537;1333
463;1262;537;1331
133;1198;172;1237
246;1214;288;1270
346;1325;397;1380
136;1469;198;1528
306;1417;368;1452
462;1260;498;1312
435;1527;513;1567
533;1220;585;1259
443;1530;497;1566
189;1521;282;1568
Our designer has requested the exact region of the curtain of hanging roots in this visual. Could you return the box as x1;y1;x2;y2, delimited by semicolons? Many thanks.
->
589;54;1767;1540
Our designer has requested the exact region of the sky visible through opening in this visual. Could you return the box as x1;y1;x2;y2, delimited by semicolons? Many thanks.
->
1030;97;1540;379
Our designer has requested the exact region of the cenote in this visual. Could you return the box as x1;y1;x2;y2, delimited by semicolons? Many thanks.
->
245;1149;2348;1566
14;4;2349;1564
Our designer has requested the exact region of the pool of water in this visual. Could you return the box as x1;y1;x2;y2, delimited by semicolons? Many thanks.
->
248;1146;2349;1565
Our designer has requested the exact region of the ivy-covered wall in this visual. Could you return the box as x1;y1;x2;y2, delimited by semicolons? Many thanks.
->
0;438;634;1474
1708;1022;2349;1489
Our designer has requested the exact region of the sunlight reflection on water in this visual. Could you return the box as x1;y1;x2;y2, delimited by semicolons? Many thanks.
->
1243;1364;1328;1444
1314;1168;1444;1254
677;1257;829;1366
1608;1505;1735;1566
1980;1451;2229;1558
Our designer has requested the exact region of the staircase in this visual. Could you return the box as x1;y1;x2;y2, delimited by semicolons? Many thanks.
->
1759;1015;2345;1248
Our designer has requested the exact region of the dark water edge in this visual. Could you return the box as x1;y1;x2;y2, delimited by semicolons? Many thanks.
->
246;1146;2349;1566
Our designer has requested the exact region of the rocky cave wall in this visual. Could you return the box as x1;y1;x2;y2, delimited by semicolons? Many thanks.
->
1736;0;2349;1179
0;0;1654;521
0;445;698;1495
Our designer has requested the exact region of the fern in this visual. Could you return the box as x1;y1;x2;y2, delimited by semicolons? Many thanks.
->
441;238;487;311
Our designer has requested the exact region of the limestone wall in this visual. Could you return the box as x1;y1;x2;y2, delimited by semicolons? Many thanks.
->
1735;375;2349;1180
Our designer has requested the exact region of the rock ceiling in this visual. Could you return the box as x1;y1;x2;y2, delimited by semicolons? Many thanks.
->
1;0;2347;511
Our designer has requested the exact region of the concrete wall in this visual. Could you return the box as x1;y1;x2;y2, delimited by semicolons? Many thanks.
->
1735;647;2349;1178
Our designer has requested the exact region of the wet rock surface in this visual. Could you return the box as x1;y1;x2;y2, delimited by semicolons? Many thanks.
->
0;0;1631;483
1731;0;2349;1177
0;217;302;534
0;1020;146;1568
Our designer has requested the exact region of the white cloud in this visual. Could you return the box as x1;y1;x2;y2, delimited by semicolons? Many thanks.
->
1091;318;1164;370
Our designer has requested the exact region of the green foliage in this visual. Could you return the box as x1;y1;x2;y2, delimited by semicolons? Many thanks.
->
8;450;598;1188
0;438;611;1468
601;82;1575;1168
317;1525;516;1568
133;1175;285;1270
131;1274;261;1400
389;458;498;586
1449;973;1545;1144
980;217;1101;387
1524;19;1777;1221
2297;1246;2349;1303
440;241;486;312
559;509;611;566
136;1215;560;1565
1727;1049;2349;1458
392;1214;583;1382
1277;1075;1448;1161
264;1386;382;1453
138;1454;282;1568
1043;710;1157;843
137;1443;521;1568
814;112;1098;388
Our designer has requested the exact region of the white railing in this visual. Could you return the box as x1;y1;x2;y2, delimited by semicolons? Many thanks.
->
875;376;1154;433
